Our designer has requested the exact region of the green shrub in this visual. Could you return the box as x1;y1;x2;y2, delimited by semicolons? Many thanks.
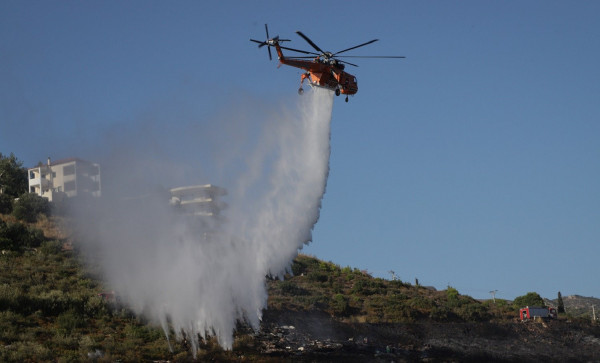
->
446;287;459;300
279;280;308;296
330;294;350;316
446;287;460;308
84;295;108;318
12;193;51;223
409;295;434;311
455;302;489;321
0;193;14;214
57;309;86;334
0;220;45;250
124;323;162;342
369;279;387;294
307;271;328;283
0;283;27;312
39;289;70;316
382;294;414;322
430;306;451;321
290;259;307;276
0;341;53;362
351;279;376;296
40;240;63;255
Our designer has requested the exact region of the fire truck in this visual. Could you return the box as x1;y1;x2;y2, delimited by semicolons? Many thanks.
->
519;306;557;321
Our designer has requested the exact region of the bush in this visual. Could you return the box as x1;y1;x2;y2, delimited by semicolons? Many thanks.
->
290;260;306;276
446;287;459;300
279;280;308;296
307;271;328;283
0;220;46;250
330;294;350;316
84;295;108;318
446;287;460;308
40;240;63;255
12;193;51;223
351;279;377;296
0;194;14;214
455;302;489;321
56;309;86;335
38;289;70;316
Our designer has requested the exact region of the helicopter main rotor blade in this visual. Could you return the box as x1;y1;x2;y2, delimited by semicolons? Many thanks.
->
338;60;359;67
265;24;270;39
296;31;325;54
335;55;406;58
334;39;379;55
279;45;319;55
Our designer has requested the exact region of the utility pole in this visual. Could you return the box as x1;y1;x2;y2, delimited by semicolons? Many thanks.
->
489;290;498;303
593;305;596;323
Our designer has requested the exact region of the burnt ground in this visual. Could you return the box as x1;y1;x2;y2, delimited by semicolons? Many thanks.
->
230;309;600;362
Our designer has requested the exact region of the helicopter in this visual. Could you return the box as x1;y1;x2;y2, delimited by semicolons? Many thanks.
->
250;24;404;102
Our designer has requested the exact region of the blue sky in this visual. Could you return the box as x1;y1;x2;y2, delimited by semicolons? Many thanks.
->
1;1;599;300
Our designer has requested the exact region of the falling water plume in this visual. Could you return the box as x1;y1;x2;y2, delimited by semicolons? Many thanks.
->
72;87;334;355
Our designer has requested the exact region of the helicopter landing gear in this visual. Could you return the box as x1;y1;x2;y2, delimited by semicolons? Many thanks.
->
298;88;304;95
345;96;349;102
335;88;341;96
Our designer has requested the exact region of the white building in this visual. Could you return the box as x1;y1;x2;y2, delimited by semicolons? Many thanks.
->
169;184;227;217
28;157;101;202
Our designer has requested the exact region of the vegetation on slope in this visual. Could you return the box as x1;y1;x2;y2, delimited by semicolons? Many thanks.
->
269;255;516;323
0;208;596;361
0;216;186;361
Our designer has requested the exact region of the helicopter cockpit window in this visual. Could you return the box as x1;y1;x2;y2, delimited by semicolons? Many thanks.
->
353;77;357;83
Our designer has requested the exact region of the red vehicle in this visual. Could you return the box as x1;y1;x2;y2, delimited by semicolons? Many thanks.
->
251;24;404;102
519;306;557;320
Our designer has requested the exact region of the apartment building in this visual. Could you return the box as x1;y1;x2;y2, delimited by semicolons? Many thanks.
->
28;157;101;202
169;184;227;217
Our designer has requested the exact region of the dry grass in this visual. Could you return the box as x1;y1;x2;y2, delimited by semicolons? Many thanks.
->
34;215;71;240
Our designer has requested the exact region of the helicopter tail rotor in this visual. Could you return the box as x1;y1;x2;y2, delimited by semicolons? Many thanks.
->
250;24;290;61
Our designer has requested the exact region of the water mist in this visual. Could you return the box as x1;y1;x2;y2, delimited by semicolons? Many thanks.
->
72;87;335;354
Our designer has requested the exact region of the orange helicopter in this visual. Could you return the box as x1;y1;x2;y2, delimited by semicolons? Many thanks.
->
251;24;405;102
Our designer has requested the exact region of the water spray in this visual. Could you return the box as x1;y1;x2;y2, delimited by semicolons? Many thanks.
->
72;87;334;355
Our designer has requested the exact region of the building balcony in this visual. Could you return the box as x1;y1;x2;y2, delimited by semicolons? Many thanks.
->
29;177;51;189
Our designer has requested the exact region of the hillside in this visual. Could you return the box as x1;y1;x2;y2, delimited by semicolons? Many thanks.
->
1;215;599;361
546;295;600;319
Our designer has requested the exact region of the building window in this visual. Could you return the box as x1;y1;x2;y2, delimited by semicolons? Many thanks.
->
64;181;76;192
30;187;35;193
29;171;35;179
63;164;75;176
52;172;56;178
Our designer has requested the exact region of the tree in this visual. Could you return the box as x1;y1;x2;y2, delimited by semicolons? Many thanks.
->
557;291;565;314
513;292;545;308
0;153;28;198
12;192;51;222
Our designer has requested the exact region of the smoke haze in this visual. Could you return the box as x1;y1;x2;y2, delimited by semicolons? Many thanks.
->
72;88;334;353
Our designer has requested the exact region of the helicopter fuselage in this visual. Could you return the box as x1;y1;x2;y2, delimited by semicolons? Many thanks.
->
274;44;358;95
